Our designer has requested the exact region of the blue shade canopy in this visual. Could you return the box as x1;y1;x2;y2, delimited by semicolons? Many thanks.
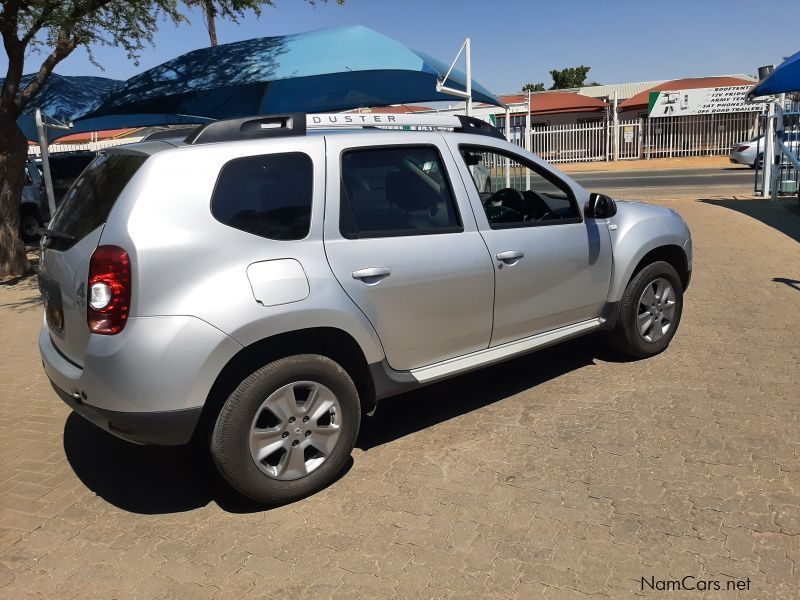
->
749;50;800;98
72;25;501;127
7;73;212;142
7;73;119;141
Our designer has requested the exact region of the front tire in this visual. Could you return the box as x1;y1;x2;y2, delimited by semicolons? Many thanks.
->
211;354;360;504
608;261;684;359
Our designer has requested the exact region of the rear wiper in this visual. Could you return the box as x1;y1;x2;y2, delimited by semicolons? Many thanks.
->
38;228;76;242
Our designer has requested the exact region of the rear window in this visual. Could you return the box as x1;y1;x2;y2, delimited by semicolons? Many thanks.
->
45;153;148;250
211;152;313;241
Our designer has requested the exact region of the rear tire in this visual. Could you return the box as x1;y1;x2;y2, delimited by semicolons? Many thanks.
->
607;261;684;359
211;354;360;504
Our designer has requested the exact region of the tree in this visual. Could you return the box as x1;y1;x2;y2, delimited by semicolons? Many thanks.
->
549;65;591;90
187;0;345;47
522;82;544;93
0;1;344;278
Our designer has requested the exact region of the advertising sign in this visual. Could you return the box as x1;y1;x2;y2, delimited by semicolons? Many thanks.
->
648;86;761;118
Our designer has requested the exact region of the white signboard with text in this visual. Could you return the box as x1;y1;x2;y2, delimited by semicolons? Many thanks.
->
648;86;761;118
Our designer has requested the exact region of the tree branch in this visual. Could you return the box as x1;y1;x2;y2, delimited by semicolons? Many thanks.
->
14;33;78;112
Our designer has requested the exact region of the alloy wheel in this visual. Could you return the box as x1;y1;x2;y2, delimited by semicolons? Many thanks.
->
636;277;677;343
248;381;342;480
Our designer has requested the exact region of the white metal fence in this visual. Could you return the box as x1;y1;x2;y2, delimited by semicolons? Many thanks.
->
643;113;758;158
27;138;143;156
505;113;759;162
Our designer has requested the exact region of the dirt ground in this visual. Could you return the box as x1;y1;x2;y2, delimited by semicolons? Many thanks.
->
0;194;798;599
558;155;739;173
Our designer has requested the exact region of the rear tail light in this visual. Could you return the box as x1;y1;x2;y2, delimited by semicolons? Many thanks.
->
88;245;131;335
735;145;749;152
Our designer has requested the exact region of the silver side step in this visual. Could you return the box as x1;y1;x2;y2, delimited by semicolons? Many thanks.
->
409;319;602;384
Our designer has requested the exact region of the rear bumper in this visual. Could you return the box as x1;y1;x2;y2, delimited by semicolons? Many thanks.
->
39;314;242;445
729;154;752;166
50;381;201;445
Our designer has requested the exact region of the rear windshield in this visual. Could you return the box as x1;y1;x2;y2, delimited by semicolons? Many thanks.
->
45;153;148;250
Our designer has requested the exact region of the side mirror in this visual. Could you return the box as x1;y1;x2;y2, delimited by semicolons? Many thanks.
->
586;192;617;219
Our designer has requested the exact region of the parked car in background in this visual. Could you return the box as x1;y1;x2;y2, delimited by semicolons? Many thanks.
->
730;136;800;168
20;160;46;243
19;151;96;243
38;113;692;504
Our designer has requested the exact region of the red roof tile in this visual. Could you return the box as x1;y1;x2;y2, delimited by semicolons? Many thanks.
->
53;128;139;143
619;76;754;110
499;92;608;115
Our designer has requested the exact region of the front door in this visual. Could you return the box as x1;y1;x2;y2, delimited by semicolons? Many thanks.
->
323;137;495;371
449;142;613;346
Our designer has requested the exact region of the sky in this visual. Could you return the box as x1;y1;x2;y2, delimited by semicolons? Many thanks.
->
2;0;794;95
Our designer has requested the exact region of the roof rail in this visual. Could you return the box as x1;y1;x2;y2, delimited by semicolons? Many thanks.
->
185;112;504;145
185;113;306;145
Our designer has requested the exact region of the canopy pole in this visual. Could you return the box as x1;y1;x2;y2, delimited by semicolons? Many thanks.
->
525;90;531;190
465;38;472;117
771;96;784;201
762;101;775;198
35;109;57;221
436;37;474;116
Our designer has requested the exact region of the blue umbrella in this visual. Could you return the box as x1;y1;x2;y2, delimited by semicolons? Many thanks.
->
748;50;800;98
71;25;501;128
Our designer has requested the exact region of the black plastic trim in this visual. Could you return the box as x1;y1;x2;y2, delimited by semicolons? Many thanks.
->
368;361;420;401
51;382;201;446
598;301;621;330
455;115;506;140
186;113;307;145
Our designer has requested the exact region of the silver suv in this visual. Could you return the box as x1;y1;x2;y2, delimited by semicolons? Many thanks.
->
39;113;692;504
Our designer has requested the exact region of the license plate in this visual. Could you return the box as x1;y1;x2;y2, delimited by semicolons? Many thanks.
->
38;273;64;332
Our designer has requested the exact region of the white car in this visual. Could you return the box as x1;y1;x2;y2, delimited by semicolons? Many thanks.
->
730;136;800;168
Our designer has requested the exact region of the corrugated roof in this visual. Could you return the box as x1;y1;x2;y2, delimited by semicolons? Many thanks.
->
575;74;756;101
619;75;757;110
577;80;667;100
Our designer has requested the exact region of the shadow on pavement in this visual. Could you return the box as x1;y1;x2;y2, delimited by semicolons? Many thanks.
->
700;198;800;243
773;277;800;292
64;413;353;514
63;333;622;514
357;333;620;451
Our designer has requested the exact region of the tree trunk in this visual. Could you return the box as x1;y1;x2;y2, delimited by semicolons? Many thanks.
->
0;110;31;279
204;0;218;47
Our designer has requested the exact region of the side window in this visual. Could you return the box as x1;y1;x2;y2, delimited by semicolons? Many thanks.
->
211;152;313;241
340;146;462;239
459;145;581;228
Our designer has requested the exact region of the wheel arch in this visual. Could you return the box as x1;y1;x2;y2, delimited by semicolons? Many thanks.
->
629;245;690;290
197;327;376;441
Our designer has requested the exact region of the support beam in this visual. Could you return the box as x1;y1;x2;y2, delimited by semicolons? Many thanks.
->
35;109;57;221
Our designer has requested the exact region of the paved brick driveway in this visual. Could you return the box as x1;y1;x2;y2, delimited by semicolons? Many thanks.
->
1;195;798;599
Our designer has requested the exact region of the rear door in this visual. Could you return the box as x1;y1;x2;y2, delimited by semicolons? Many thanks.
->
39;151;148;366
323;134;495;371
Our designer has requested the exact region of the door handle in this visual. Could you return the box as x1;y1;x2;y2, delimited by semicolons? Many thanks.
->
352;267;391;283
496;250;524;265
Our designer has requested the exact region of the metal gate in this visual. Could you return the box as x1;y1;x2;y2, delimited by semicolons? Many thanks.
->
616;119;643;160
